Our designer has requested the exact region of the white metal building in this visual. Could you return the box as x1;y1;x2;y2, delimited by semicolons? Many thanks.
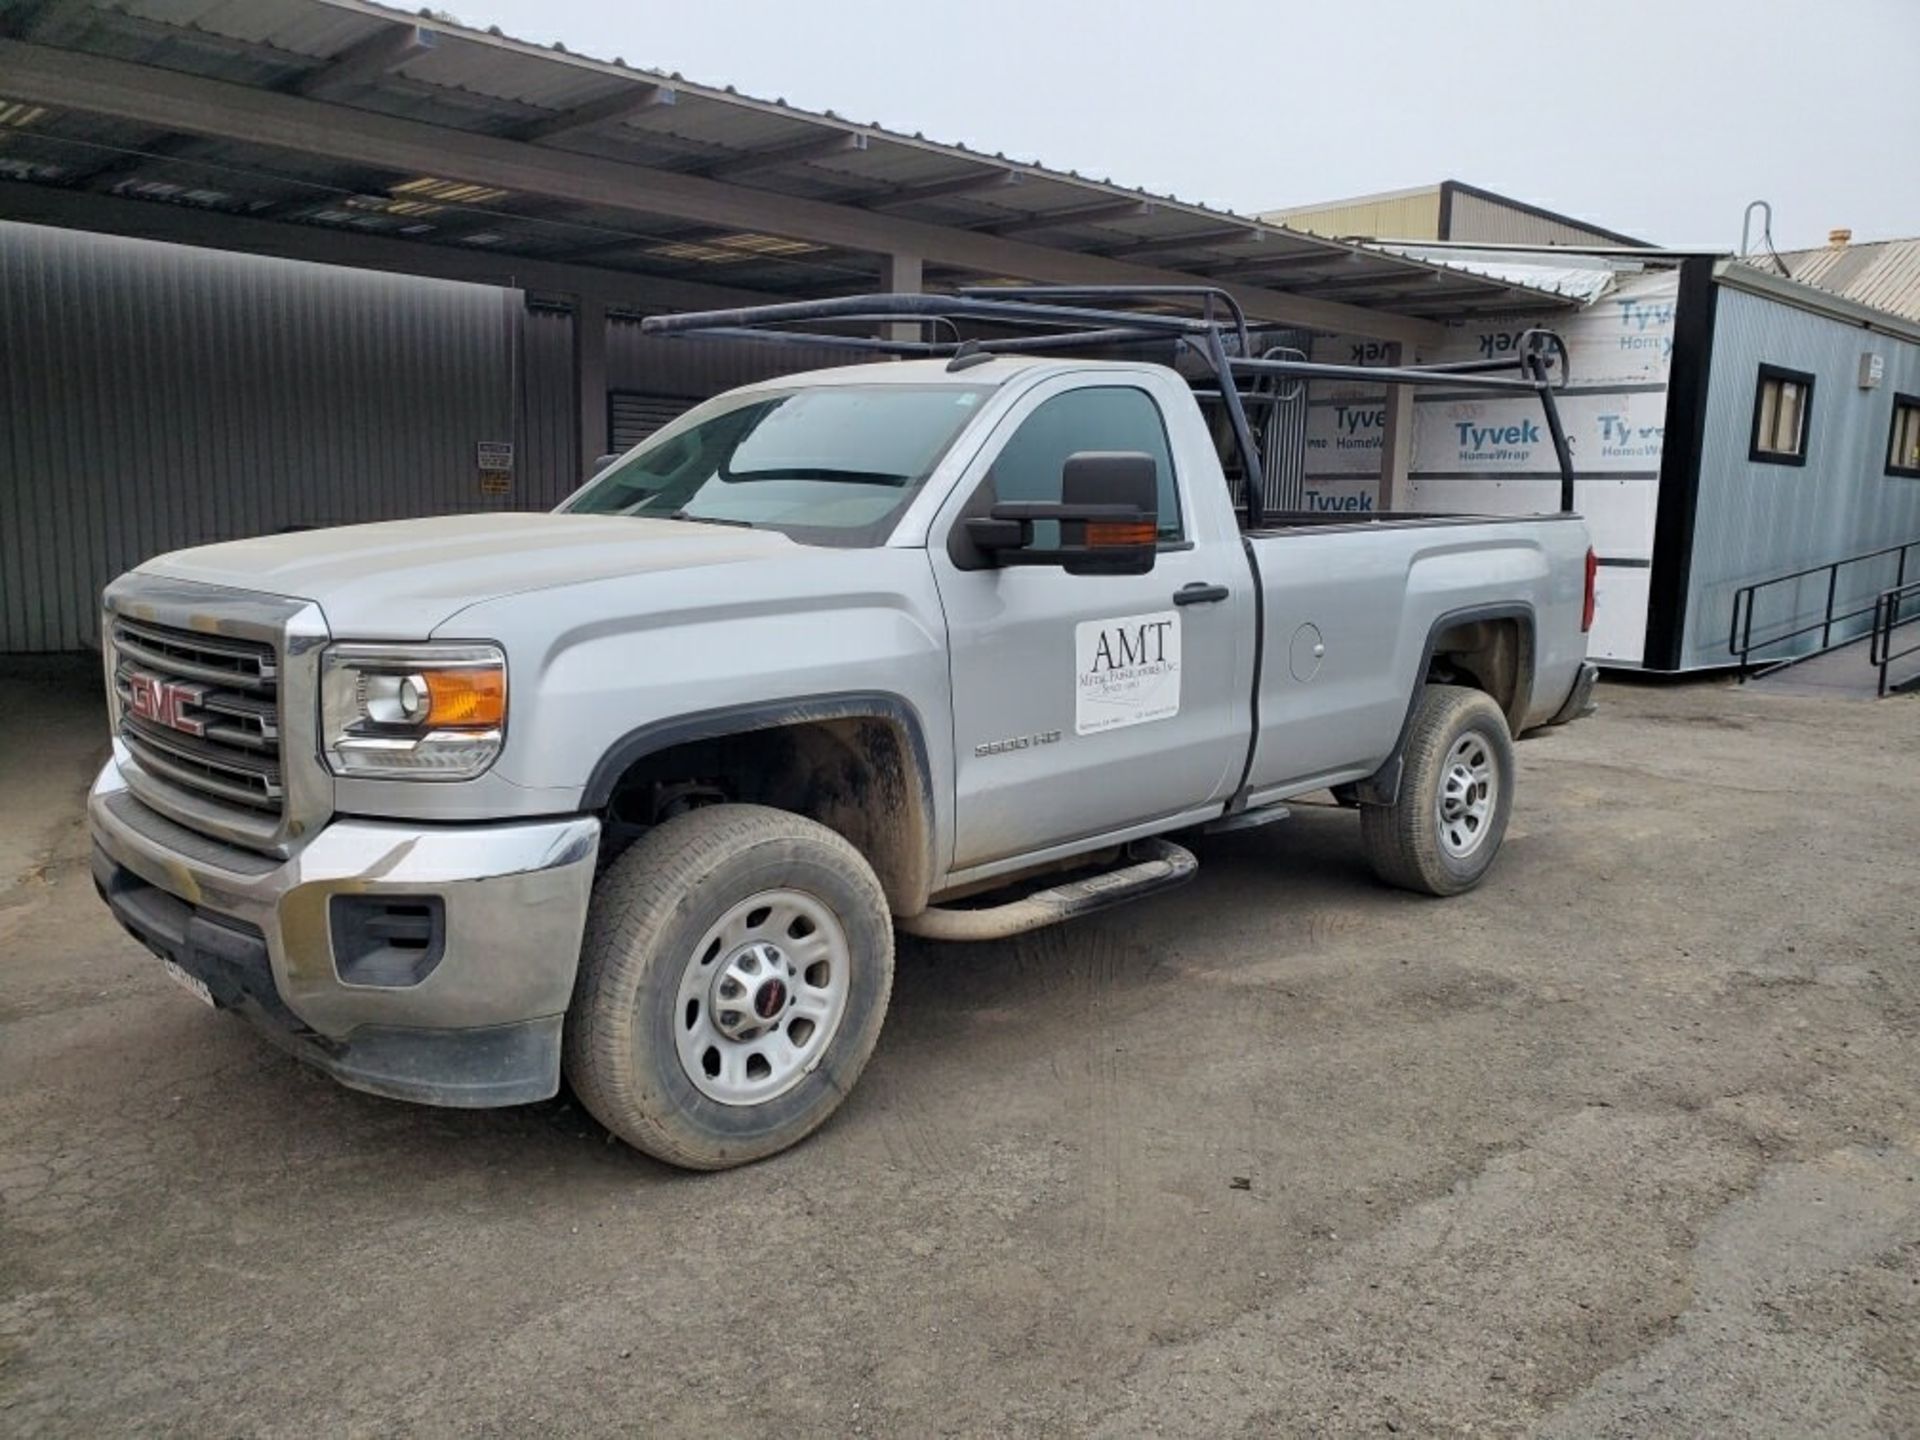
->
1260;180;1646;250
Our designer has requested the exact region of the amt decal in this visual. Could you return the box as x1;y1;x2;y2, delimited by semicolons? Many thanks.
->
1074;611;1182;736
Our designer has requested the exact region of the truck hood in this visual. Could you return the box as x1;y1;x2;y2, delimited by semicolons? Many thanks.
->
138;512;798;639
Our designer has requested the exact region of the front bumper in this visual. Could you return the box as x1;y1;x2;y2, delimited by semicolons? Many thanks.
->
89;748;599;1107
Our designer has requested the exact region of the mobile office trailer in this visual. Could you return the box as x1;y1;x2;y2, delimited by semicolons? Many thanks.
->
1294;246;1920;672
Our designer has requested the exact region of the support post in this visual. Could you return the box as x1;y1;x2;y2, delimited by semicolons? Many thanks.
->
878;252;924;348
1378;342;1414;514
574;295;608;474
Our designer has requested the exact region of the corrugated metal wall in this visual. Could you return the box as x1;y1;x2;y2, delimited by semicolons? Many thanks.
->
1444;191;1625;247
607;315;839;399
1;220;528;652
1260;190;1441;242
521;301;580;500
1681;286;1920;668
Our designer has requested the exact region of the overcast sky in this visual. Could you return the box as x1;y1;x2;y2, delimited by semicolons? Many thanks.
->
449;0;1919;253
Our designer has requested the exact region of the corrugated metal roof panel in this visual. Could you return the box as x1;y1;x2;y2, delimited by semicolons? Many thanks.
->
0;0;1581;320
1741;238;1920;324
1368;243;1646;305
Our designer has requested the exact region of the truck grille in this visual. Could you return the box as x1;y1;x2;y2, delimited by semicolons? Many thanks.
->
112;617;284;816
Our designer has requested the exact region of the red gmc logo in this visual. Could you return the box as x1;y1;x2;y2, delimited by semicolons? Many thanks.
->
127;671;207;737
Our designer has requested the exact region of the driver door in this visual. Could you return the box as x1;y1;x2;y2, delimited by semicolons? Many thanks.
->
929;375;1251;874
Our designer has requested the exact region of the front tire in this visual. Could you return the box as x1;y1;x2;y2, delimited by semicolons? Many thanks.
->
564;804;894;1170
1360;684;1514;897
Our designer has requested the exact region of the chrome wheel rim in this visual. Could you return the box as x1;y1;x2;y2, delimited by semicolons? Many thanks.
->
673;888;851;1106
1436;730;1498;859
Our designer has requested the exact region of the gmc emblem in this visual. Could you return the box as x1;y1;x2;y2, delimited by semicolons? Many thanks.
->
127;671;208;737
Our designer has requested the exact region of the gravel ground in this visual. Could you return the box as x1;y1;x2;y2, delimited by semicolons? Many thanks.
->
2;658;1916;1437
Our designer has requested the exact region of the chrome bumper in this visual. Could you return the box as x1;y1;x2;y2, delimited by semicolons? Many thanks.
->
90;748;599;1104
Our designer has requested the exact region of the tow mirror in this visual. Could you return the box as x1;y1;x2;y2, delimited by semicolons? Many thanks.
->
964;451;1159;576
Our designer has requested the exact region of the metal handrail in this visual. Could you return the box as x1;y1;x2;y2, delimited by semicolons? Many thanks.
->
1729;537;1920;676
1871;578;1920;697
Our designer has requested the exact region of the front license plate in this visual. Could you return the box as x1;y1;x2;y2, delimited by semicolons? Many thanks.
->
160;957;216;1008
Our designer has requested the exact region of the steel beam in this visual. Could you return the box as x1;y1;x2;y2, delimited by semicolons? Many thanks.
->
703;131;867;180
1097;227;1249;260
56;132;198;189
0;183;778;313
508;82;675;144
863;169;1023;210
0;0;90;41
1391;284;1526;315
878;251;922;345
0;39;1443;342
292;23;435;98
1294;269;1445;298
1203;250;1359;283
985;199;1152;238
1378;344;1414;511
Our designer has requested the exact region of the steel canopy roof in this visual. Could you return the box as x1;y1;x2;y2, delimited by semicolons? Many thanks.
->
0;0;1579;336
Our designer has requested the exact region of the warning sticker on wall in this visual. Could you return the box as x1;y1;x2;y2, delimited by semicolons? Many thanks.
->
1075;610;1181;735
477;440;514;496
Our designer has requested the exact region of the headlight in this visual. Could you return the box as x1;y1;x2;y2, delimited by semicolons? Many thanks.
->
320;642;506;780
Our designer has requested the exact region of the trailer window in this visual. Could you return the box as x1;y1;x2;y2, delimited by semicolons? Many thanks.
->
986;386;1182;542
1888;394;1920;479
1750;364;1815;466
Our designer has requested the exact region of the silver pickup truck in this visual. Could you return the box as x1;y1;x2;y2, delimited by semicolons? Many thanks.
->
90;289;1597;1169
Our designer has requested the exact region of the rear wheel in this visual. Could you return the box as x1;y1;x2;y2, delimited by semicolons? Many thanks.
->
1360;684;1514;897
565;804;894;1170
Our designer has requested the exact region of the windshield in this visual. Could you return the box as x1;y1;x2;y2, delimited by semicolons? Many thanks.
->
563;383;991;546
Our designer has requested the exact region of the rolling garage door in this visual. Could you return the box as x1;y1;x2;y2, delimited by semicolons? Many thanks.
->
608;391;697;451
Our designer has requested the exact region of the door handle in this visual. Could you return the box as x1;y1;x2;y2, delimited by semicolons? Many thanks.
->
1174;582;1230;606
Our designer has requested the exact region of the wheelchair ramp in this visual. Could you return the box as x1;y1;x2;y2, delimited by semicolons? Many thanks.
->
1747;637;1889;699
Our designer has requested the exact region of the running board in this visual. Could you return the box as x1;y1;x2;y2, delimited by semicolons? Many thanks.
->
899;838;1198;942
1204;803;1290;834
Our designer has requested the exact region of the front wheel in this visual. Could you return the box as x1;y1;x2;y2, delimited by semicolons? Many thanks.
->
1360;684;1515;897
564;804;895;1170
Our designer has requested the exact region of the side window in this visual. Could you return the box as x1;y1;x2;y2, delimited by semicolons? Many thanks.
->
1749;364;1815;467
1887;393;1920;479
989;386;1183;541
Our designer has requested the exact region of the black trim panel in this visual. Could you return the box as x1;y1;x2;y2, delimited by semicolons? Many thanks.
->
93;848;557;1108
1225;537;1267;812
1438;179;1651;248
1642;255;1720;671
580;691;938;858
1355;602;1537;805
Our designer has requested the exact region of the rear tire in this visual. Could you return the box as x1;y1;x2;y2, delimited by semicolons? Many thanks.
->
564;803;894;1170
1360;684;1514;897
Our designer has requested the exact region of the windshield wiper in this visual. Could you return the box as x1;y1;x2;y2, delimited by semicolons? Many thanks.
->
723;467;910;487
666;510;755;528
